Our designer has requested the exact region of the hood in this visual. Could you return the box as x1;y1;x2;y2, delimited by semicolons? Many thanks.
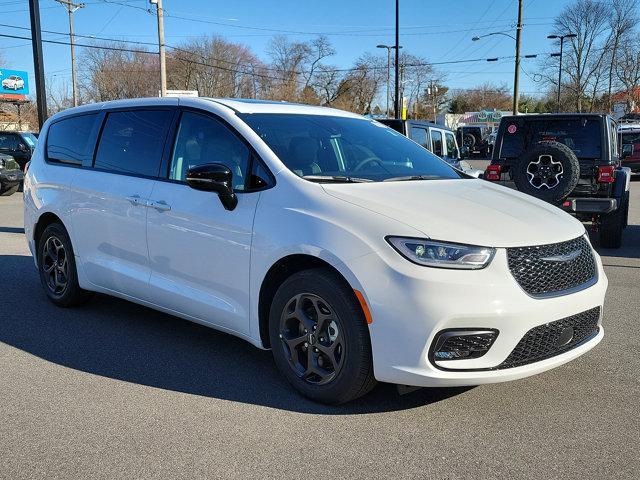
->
322;179;585;248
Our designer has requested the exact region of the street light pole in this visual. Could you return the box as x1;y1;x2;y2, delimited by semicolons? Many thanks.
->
150;0;167;97
28;0;47;128
377;44;402;117
512;0;523;115
548;33;576;113
394;0;400;119
56;0;84;107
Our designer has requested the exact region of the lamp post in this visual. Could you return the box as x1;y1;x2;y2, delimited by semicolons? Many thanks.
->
547;33;577;113
377;44;403;117
471;0;523;115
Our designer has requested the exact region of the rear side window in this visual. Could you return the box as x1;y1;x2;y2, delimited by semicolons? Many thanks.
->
94;110;172;177
47;114;99;165
410;127;429;149
431;130;443;157
500;118;602;159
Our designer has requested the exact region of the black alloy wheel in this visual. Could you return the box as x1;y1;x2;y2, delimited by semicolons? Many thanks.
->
37;223;92;307
41;235;69;297
278;293;345;385
268;268;376;404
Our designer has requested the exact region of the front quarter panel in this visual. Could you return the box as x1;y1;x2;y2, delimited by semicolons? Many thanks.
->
249;172;424;344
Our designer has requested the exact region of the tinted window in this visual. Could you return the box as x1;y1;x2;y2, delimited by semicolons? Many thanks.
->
445;132;456;157
240;114;461;182
47;114;99;165
169;112;250;190
609;119;618;159
500;118;602;158
0;133;19;150
94;110;172;176
431;130;443;157
410;127;429;149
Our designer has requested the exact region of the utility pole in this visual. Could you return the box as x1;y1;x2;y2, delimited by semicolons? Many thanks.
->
428;81;439;123
56;0;84;107
28;0;47;128
150;0;167;97
512;0;523;115
394;0;400;119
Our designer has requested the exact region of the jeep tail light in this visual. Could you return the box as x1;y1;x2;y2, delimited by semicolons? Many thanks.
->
484;164;501;181
597;166;615;183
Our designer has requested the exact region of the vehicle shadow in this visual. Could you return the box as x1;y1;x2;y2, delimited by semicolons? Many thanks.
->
0;226;24;234
588;224;640;260
0;254;471;415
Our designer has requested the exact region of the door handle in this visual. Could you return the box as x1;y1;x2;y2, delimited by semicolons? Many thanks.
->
147;200;171;212
125;195;142;206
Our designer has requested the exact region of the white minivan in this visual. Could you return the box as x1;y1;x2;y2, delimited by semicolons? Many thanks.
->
24;98;608;404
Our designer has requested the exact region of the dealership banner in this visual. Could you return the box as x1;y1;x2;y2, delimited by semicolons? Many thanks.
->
0;69;29;97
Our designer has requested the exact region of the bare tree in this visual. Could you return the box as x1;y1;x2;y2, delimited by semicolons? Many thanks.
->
553;0;609;112
605;0;638;111
616;33;640;112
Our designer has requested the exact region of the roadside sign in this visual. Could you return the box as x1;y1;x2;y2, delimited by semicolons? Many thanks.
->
164;90;199;98
0;69;29;98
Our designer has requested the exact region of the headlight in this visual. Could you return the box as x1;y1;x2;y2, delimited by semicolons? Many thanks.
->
386;237;495;269
0;158;4;168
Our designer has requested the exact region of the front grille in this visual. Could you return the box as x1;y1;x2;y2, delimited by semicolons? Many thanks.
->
507;236;596;297
497;307;600;370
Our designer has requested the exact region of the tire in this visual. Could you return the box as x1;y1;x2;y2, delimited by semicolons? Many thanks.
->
599;205;624;249
511;141;580;203
37;223;93;307
463;133;476;149
0;184;19;196
621;192;630;229
268;268;376;404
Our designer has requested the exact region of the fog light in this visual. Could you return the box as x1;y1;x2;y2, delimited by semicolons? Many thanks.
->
431;329;498;361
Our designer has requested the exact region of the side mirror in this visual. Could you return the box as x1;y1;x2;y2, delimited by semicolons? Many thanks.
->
18;143;28;152
460;145;470;159
621;143;633;159
186;163;238;211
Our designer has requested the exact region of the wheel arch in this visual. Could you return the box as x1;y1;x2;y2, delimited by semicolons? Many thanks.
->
34;211;66;246
257;254;364;349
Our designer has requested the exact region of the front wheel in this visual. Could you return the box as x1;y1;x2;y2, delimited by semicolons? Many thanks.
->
0;184;19;196
268;268;376;404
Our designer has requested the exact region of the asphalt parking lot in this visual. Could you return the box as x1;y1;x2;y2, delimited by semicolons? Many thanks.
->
1;183;639;480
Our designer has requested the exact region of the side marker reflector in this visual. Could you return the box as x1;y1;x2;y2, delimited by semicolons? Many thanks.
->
354;289;373;324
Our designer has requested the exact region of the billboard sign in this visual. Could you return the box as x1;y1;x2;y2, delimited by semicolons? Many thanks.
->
0;69;29;97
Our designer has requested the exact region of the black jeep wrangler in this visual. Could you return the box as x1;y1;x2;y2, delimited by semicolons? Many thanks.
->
487;114;631;248
456;125;492;157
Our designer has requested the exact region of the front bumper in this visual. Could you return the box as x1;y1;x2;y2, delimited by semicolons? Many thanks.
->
349;242;607;388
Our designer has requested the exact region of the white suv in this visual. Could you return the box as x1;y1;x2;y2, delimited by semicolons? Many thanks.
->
1;75;25;90
24;98;608;404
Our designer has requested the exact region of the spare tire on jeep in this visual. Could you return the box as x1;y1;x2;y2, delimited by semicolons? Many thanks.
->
511;141;580;203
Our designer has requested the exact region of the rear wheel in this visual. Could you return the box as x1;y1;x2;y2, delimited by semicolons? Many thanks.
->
268;268;376;404
37;223;92;306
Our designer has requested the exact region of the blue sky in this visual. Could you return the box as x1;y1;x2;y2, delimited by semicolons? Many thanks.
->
1;0;582;99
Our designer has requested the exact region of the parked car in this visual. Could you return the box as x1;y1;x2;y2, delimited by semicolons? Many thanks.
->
1;75;25;91
0;153;23;196
487;114;631;249
379;119;483;177
25;98;607;404
617;122;640;173
456;125;492;157
0;131;37;171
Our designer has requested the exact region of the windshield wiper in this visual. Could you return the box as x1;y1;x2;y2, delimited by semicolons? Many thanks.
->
302;175;373;183
382;175;444;182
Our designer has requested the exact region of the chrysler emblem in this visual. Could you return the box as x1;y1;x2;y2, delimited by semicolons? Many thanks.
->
540;249;582;263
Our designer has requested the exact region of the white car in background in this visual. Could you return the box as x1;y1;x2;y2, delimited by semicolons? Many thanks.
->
2;75;25;90
24;98;608;404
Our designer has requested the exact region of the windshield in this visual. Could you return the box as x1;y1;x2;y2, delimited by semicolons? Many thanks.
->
21;133;37;148
500;118;602;159
239;114;463;182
